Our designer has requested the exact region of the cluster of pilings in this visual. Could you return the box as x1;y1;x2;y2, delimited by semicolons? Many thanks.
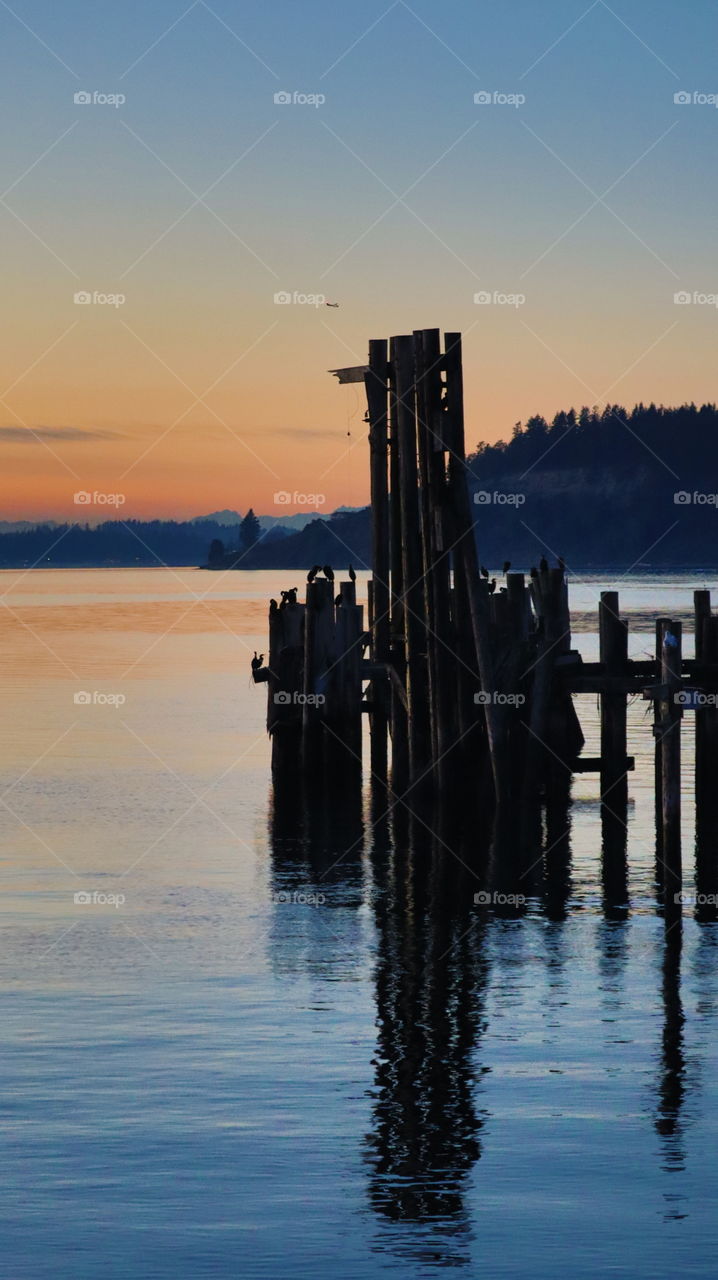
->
255;328;718;919
260;575;365;781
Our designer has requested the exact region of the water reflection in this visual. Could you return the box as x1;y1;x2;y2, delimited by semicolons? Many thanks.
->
266;769;718;1268
365;819;490;1268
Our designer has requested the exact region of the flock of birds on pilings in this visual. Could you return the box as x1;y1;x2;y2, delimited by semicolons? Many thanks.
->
250;555;568;677
250;563;359;677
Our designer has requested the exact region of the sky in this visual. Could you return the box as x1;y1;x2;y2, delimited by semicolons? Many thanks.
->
1;0;717;521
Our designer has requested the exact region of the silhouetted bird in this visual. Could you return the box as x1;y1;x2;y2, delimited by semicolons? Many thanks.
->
348;564;356;582
335;593;342;607
251;652;264;671
323;565;334;581
279;590;289;609
269;598;279;615
488;578;497;594
287;587;298;605
502;560;511;574
539;556;548;573
480;565;489;579
307;565;321;583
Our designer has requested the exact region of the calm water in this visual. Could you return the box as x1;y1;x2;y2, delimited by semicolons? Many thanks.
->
1;567;717;1278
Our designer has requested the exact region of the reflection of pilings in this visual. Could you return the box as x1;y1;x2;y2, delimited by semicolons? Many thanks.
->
269;766;365;895
695;776;718;923
365;826;489;1263
543;768;573;920
655;928;686;1177
601;808;629;921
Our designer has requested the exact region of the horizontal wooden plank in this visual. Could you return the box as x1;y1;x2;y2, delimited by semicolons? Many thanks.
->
329;365;370;384
572;756;635;773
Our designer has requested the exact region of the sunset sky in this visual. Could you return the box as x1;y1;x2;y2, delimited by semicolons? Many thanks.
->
1;0;717;521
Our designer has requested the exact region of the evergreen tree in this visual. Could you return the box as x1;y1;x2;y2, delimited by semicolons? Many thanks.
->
239;508;261;551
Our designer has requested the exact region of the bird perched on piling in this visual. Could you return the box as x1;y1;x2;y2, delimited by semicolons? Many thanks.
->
279;590;289;609
488;578;497;594
307;565;321;583
323;565;334;581
269;598;279;615
480;565;489;579
348;564;356;583
539;555;548;573
502;561;511;574
335;592;342;607
251;652;264;671
287;587;298;605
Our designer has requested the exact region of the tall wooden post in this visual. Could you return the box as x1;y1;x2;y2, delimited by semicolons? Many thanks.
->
365;339;390;780
444;332;507;805
388;343;408;793
658;618;682;915
392;334;431;786
599;591;629;818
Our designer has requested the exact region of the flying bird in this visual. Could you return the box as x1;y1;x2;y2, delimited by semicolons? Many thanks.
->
325;301;340;308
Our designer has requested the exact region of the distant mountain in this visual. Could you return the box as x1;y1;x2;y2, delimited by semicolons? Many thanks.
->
192;508;328;533
0;519;60;533
190;509;241;526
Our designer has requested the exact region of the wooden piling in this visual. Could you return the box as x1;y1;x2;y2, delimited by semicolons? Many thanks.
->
392;334;431;785
388;345;409;794
599;592;629;819
365;339;390;780
658;618;682;913
444;332;507;805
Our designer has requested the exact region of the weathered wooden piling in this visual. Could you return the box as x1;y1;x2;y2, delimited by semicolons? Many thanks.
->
658;618;682;912
599;591;629;819
365;339;390;781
